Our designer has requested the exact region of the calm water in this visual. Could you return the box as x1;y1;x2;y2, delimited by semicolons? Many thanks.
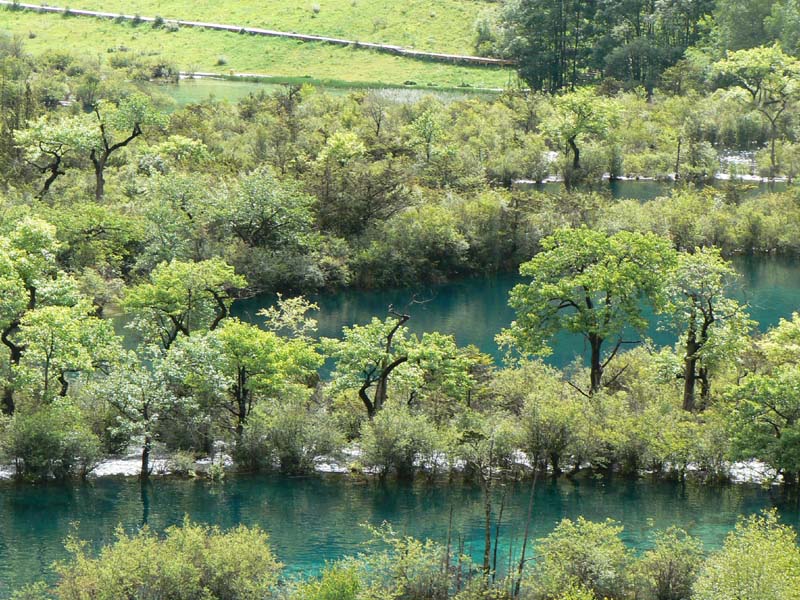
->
234;255;800;368
1;474;799;596
156;78;494;108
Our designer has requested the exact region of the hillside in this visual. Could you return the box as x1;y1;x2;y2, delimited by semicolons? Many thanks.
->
31;0;492;55
0;4;511;88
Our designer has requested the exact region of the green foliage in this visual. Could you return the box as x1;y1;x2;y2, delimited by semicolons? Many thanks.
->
693;510;800;600
123;258;246;349
359;402;444;477
525;517;631;600
53;520;281;600
0;400;102;480
502;227;676;392
287;563;361;600
635;527;703;600
236;398;343;474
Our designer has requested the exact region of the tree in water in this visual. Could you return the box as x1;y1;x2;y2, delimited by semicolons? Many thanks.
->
501;227;674;394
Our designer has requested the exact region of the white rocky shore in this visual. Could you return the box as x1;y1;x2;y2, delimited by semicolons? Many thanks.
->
0;443;783;484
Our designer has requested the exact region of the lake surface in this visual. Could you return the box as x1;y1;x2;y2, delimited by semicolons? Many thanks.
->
233;255;800;368
155;78;495;108
1;474;798;596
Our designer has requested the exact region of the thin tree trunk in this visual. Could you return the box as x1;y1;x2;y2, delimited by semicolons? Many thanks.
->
589;333;603;393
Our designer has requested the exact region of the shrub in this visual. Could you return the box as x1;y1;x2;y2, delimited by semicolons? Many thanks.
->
359;403;443;478
635;527;703;600
53;520;281;600
236;401;343;474
288;563;361;600
524;517;631;600
0;402;102;481
152;15;164;28
693;510;800;600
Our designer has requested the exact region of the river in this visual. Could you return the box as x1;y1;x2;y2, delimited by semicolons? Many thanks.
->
233;255;800;368
4;179;800;594
1;474;799;596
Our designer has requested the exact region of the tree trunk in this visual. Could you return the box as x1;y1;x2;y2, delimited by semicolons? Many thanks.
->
140;435;151;481
482;476;492;577
58;372;69;397
682;325;699;412
92;153;106;200
568;136;580;170
589;333;603;393
1;389;14;416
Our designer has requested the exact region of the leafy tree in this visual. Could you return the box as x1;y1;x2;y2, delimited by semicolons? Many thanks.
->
693;510;800;600
727;368;800;484
325;311;469;418
664;247;752;411
0;218;80;414
713;45;800;180
14;303;121;403
87;93;168;199
168;318;321;442
543;89;615;188
501;228;675;393
14;114;96;198
498;0;597;92
88;354;187;480
220;167;315;251
123;258;245;350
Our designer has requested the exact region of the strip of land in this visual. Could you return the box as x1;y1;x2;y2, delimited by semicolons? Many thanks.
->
0;7;512;87
0;1;512;66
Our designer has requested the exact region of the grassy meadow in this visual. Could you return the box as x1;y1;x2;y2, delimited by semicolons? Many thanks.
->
0;7;512;88
34;0;490;54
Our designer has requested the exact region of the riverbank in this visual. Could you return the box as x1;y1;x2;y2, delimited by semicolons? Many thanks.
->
0;445;781;485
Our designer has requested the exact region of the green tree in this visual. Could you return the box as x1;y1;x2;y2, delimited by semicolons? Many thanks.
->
88;93;168;199
501;228;675;393
168;318;321;442
15;303;121;403
713;45;800;180
89;354;187;480
0;218;81;414
693;510;800;600
543;89;615;188
664;247;752;411
123;258;245;350
325;311;469;418
727;368;800;484
14;114;96;198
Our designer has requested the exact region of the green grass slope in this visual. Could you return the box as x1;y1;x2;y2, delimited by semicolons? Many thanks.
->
0;9;513;88
35;0;491;54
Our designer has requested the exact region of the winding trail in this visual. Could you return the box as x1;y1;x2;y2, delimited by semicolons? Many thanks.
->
0;1;515;67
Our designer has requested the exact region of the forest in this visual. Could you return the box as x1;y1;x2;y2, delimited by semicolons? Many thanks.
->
2;0;800;598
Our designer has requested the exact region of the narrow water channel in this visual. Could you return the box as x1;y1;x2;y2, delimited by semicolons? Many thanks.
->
1;474;798;596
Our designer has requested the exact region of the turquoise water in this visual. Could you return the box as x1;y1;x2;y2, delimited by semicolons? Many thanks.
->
1;474;798;596
233;255;800;368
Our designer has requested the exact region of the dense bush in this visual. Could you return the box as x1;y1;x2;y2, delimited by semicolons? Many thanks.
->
0;402;101;481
